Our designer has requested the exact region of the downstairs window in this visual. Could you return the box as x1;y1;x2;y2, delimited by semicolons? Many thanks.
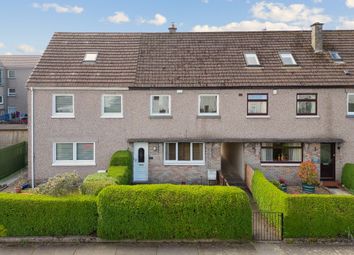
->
164;142;204;165
261;143;302;163
53;142;95;166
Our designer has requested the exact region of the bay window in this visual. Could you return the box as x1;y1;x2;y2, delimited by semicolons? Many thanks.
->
164;142;205;165
261;143;302;163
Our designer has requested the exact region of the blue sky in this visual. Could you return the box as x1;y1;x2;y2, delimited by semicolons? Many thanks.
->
0;0;354;55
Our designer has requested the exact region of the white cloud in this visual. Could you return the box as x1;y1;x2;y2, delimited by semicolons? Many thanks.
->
251;1;331;27
17;44;35;54
192;20;301;32
107;11;130;24
337;17;354;29
346;0;354;8
201;0;209;3
138;13;167;26
4;52;13;55
0;42;5;49
33;2;83;14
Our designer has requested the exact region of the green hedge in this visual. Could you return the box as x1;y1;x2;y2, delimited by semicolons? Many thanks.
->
97;184;252;240
342;163;354;193
0;142;27;179
81;173;116;196
108;166;130;184
0;193;97;236
110;150;132;168
252;170;354;238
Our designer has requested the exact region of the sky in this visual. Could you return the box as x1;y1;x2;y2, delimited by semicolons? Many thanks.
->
0;0;354;55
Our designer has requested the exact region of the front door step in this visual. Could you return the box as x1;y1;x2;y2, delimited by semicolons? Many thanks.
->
321;180;340;188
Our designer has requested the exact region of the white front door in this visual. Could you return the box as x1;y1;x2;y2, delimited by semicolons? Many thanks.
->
133;142;149;182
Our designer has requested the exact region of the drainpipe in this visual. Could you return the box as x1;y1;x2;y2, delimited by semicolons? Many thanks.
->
30;87;35;189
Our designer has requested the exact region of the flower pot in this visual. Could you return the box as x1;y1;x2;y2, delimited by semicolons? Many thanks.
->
280;184;287;192
302;183;315;193
15;187;22;193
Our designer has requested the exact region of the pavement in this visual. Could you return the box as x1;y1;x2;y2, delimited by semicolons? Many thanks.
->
0;242;353;255
0;168;27;193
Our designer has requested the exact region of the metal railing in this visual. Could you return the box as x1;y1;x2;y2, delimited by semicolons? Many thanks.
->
216;171;230;186
253;211;283;241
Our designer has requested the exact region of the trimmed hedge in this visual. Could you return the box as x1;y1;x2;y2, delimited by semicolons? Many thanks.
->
0;193;97;236
97;184;252;240
342;163;354;193
252;170;354;238
108;166;130;184
81;173;116;196
109;150;132;184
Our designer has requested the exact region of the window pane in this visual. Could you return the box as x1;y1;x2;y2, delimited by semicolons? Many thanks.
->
77;143;94;160
152;96;169;114
56;143;73;160
297;94;316;100
248;94;267;100
56;96;73;113
104;96;121;113
248;101;267;114
297;101;316;114
348;95;354;113
261;148;273;161
165;143;176;160
200;95;217;113
244;53;259;66
178;142;190;161
280;53;296;65
192;143;203;161
138;148;145;163
288;148;302;161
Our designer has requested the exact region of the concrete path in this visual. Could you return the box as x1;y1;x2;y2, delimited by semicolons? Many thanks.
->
0;242;353;255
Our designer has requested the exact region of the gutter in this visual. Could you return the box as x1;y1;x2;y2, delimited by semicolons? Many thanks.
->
30;87;35;189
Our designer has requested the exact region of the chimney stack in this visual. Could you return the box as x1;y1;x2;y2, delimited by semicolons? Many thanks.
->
168;23;177;33
311;22;323;53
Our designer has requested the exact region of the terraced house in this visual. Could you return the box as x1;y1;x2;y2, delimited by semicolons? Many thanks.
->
27;23;354;186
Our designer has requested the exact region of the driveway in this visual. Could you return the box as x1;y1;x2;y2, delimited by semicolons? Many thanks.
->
0;242;353;255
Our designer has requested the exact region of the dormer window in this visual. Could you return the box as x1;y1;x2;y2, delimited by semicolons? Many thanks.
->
279;52;297;66
244;53;260;66
83;52;98;62
329;51;342;61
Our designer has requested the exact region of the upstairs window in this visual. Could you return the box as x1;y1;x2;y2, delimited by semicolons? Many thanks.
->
0;70;3;85
279;52;297;66
7;70;16;79
0;96;3;104
261;143;302;163
83;52;98;62
52;94;74;118
244;53;260;66
347;93;354;116
8;88;16;96
199;94;219;116
101;95;123;118
296;93;317;116
247;94;268;115
150;95;171;116
329;51;342;61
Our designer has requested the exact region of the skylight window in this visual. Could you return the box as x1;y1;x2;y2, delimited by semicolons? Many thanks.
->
329;51;342;61
83;52;98;62
244;53;260;66
279;53;297;66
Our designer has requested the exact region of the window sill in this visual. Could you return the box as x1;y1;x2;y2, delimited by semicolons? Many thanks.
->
346;114;354;118
52;161;96;166
100;115;123;119
197;115;221;119
261;163;301;167
246;115;270;119
296;115;320;119
51;115;75;119
150;115;173;119
164;161;205;166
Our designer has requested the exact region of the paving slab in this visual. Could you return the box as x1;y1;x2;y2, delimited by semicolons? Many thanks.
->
32;244;76;255
74;243;117;255
157;243;198;255
254;243;287;255
223;243;257;255
115;244;157;255
0;246;34;255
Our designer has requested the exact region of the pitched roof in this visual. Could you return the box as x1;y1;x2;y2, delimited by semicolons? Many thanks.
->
0;55;41;68
28;30;354;88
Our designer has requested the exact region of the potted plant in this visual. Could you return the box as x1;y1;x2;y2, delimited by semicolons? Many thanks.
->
278;177;288;192
298;161;319;193
14;178;27;193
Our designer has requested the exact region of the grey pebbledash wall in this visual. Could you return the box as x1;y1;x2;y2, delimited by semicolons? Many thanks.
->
148;142;221;184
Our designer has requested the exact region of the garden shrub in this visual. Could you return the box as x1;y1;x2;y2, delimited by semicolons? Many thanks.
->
97;184;252;240
108;166;130;184
109;150;132;168
0;193;97;236
342;163;354;193
252;170;354;238
33;172;82;196
0;225;7;237
81;173;116;196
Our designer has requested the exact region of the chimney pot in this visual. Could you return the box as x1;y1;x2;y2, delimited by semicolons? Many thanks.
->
311;22;324;53
168;23;177;33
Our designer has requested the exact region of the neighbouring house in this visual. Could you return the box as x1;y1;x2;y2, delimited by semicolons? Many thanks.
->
0;55;40;117
27;23;354;186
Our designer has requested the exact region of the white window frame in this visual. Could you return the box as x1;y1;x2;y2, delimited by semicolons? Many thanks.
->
101;94;123;118
244;53;260;66
150;95;171;116
52;94;75;118
198;94;219;116
8;106;16;114
164;142;205;166
83;52;98;62
279;52;297;66
329;51;342;61
0;96;3;104
7;70;16;79
52;142;96;166
347;93;354;116
0;69;3;85
7;88;16;96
